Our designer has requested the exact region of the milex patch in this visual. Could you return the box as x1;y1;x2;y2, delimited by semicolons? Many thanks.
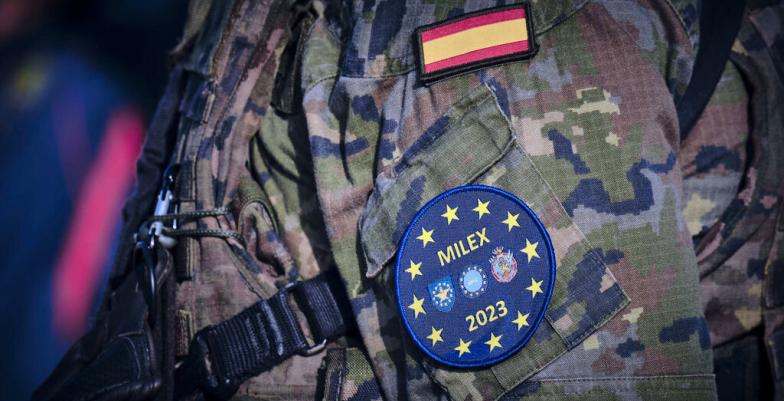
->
415;3;537;84
395;185;555;368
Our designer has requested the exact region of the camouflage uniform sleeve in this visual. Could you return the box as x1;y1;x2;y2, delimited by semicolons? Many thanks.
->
283;0;718;400
169;0;782;400
686;3;784;399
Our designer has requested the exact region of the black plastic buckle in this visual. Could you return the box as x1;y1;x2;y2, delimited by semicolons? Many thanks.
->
183;281;328;401
189;328;240;400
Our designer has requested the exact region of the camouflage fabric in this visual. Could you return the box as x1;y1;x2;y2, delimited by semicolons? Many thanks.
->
692;2;784;399
114;0;782;400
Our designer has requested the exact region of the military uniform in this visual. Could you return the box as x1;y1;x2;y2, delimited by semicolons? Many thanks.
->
33;0;784;400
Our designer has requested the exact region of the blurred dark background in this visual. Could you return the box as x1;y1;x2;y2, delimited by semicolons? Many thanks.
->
0;0;187;399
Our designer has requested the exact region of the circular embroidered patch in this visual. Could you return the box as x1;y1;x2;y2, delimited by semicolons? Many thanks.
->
395;185;555;368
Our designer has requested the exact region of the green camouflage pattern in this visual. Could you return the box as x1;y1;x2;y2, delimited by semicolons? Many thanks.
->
693;2;784;398
170;1;333;400
318;348;386;401
160;0;784;400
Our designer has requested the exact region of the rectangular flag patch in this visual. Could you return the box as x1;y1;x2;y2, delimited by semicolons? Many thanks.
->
415;4;537;84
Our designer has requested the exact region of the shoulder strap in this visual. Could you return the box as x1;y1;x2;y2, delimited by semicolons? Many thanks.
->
173;270;354;400
677;0;747;140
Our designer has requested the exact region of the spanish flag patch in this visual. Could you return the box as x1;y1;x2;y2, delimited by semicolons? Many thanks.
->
415;4;537;84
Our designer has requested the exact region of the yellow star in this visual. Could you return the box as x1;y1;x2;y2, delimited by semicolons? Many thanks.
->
435;288;450;302
454;338;471;357
416;227;435;247
408;295;426;318
473;199;490;219
520;239;540;263
427;327;444;347
405;260;423;280
527;278;544;298
441;205;459;225
512;311;530;330
485;332;503;352
502;211;520;231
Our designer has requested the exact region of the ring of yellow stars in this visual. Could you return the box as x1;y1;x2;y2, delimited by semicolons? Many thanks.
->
527;277;544;298
520;238;540;263
427;327;444;346
473;199;490;219
435;288;450;302
441;205;459;225
485;332;503;352
416;227;435;247
454;338;472;357
408;295;426;318
502;211;520;231
404;260;423;280
512;311;530;330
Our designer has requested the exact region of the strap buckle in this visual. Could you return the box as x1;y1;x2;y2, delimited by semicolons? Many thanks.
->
175;274;349;400
187;329;240;400
149;164;179;249
130;164;180;324
282;280;328;357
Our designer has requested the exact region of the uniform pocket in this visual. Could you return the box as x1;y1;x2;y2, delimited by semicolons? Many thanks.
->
225;174;296;299
233;174;291;277
359;83;629;400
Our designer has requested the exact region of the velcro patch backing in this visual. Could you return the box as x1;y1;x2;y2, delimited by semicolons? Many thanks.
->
415;3;537;84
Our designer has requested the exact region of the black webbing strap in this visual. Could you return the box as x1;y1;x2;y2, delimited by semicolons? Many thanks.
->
173;271;352;400
677;0;747;140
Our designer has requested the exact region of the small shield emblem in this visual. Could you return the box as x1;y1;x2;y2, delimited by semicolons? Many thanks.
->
427;276;456;312
489;247;518;283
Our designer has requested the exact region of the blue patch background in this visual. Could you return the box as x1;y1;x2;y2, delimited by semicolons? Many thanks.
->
395;185;555;367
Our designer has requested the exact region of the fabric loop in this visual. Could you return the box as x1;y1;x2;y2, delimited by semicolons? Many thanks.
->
149;207;231;222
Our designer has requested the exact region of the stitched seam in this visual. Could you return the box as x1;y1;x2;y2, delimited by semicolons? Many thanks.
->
535;0;590;35
496;373;716;400
300;15;341;88
543;314;569;346
304;74;339;97
227;243;273;299
523;373;717;383
492;345;571;399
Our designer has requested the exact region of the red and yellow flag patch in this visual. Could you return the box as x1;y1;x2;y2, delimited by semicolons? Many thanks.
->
415;4;537;84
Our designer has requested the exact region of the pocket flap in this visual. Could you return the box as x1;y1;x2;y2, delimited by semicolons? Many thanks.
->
360;85;515;278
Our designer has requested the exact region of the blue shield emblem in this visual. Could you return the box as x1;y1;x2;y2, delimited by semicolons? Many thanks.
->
427;276;456;312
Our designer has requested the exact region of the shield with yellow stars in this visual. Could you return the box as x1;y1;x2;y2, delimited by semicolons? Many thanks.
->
428;276;456;312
